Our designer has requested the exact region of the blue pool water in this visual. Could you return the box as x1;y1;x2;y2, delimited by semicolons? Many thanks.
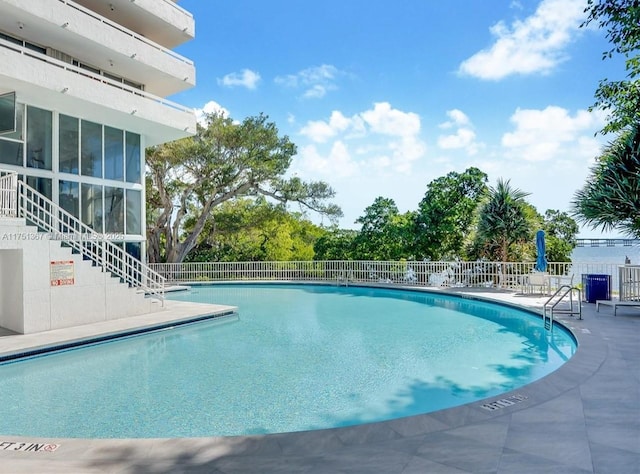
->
0;284;575;438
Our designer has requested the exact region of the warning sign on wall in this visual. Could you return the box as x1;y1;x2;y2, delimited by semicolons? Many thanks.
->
50;260;75;286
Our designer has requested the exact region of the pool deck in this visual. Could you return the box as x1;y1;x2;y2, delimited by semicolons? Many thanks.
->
0;287;638;473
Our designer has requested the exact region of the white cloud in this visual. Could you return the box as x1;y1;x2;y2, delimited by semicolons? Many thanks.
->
300;111;352;143
194;100;229;126
275;64;343;99
361;102;420;137
439;109;471;129
218;69;261;89
295;102;427;178
501;106;606;161
295;142;360;179
437;109;481;155
458;0;585;80
438;128;478;151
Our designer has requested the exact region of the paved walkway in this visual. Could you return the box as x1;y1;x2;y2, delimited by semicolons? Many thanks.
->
0;288;638;473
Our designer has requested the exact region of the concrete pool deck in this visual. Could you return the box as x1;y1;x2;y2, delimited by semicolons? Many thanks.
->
0;288;637;473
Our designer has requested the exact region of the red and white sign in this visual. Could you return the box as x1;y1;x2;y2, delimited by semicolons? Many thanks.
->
50;260;75;286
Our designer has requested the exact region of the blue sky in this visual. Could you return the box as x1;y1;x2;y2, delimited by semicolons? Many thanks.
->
171;0;625;237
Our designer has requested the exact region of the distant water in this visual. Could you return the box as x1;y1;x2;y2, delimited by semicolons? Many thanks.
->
569;245;639;291
571;245;640;264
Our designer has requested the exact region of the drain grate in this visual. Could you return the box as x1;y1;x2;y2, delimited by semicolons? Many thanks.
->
480;393;529;411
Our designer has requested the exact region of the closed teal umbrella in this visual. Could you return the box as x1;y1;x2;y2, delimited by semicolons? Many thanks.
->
535;230;547;272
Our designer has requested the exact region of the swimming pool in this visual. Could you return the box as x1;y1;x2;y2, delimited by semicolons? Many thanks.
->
0;284;575;438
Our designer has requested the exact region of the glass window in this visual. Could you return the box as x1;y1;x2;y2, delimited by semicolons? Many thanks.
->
25;175;52;200
126;242;141;260
104;186;124;233
104;126;124;181
81;183;102;232
126;189;142;235
0;103;24;166
0;140;22;166
2;103;24;142
59;114;79;174
81;120;102;178
0;92;16;134
125;132;141;183
59;180;79;219
26;106;52;170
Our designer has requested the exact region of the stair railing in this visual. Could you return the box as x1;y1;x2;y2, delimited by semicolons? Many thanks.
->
0;170;164;303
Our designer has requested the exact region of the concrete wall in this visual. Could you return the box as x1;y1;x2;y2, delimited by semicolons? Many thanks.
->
0;249;23;333
0;218;159;334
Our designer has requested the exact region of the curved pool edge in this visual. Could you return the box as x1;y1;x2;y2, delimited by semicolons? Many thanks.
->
0;285;612;472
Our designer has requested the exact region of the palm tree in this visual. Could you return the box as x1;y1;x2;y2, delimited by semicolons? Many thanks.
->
572;123;640;237
476;179;531;262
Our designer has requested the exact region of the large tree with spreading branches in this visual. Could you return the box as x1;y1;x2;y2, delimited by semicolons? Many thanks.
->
146;112;341;263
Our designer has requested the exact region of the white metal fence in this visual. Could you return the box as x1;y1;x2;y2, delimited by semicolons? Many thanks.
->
149;260;624;293
619;265;640;301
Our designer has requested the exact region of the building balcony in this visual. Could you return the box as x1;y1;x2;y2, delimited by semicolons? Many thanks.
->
0;37;196;145
0;0;195;97
72;0;195;49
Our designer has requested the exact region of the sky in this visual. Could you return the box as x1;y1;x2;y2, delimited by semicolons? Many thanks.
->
171;0;626;237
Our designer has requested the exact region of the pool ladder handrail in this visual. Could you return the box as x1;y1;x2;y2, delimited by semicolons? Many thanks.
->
543;284;582;331
336;269;353;287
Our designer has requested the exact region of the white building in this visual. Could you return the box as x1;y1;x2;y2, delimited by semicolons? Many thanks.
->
0;0;196;333
0;0;196;260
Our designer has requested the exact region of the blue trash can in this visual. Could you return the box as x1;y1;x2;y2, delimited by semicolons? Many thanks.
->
582;274;611;303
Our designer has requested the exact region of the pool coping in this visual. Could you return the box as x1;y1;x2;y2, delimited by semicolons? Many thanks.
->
0;283;633;473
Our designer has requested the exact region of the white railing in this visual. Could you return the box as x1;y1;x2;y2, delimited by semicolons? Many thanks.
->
0;172;17;217
619;265;640;301
0;170;165;302
149;260;621;291
59;0;194;66
0;37;194;115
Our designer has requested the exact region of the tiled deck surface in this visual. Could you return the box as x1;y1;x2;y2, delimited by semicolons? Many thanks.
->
0;288;638;473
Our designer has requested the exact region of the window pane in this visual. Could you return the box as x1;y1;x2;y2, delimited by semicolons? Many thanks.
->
81;183;102;232
59;114;79;174
125;131;141;183
104;126;124;180
0;139;22;165
104;186;124;233
26;106;52;170
81;120;102;177
126;189;141;234
0;92;15;134
2;103;24;142
59;180;79;219
25;176;52;200
126;242;141;260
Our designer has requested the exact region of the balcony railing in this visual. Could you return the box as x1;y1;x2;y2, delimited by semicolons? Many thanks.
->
58;0;194;66
0;36;194;115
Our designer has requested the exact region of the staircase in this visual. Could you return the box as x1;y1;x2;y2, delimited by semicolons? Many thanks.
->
0;170;165;334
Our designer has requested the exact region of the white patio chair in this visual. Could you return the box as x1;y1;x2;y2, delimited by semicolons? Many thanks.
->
526;272;550;295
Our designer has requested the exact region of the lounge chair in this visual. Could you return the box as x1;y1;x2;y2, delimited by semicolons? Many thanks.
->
595;299;640;316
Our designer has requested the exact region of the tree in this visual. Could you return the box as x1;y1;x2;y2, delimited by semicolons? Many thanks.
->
543;210;579;262
572;124;640;236
352;197;414;260
413;168;488;260
583;0;640;133
474;179;532;262
146;112;341;263
185;198;323;262
313;227;358;260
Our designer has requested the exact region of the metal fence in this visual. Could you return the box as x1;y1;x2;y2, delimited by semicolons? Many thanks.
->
149;260;624;293
619;265;640;301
